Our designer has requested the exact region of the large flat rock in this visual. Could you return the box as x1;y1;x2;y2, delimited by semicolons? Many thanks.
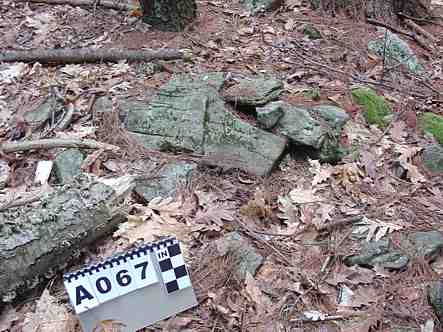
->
125;74;286;176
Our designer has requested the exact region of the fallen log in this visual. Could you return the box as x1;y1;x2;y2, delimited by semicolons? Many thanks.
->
16;0;135;11
0;48;187;64
0;174;135;303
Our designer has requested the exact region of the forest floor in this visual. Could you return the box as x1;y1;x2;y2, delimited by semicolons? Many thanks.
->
1;0;443;331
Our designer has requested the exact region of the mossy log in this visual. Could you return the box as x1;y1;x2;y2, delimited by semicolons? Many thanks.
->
0;175;134;304
139;0;197;31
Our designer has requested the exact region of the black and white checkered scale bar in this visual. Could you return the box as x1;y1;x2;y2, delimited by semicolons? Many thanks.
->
64;237;191;294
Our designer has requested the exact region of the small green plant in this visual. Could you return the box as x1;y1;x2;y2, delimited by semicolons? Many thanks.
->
351;88;392;128
419;113;443;145
304;88;321;101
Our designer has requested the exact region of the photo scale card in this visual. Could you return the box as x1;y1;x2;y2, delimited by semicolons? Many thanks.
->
64;238;198;332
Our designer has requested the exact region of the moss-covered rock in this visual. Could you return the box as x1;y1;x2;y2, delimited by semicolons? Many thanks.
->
419;113;443;145
351;87;392;128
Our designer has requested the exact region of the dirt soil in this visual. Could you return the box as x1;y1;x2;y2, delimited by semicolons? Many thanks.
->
1;0;443;331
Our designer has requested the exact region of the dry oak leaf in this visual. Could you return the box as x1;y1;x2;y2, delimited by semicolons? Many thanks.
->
194;204;235;227
245;272;271;315
114;197;194;250
308;159;334;186
93;319;126;332
289;186;321;204
23;289;76;332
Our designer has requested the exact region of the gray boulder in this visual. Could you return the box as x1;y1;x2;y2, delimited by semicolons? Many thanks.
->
275;103;349;162
223;76;283;106
256;101;284;129
423;144;443;173
135;161;196;201
54;149;85;184
125;74;287;176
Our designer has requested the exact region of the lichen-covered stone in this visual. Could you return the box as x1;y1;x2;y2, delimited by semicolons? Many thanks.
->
368;28;423;74
256;101;284;129
344;239;409;270
223;76;283;106
419;113;443;145
423;144;443;173
215;232;263;280
351;87;392;128
275;103;348;162
125;74;287;176
54;149;85;183
240;0;282;15
135;161;196;201
303;24;322;39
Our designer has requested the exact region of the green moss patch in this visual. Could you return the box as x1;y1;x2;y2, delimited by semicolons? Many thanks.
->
351;88;392;128
420;113;443;145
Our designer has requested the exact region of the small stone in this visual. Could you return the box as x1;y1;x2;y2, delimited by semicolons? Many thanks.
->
256;102;284;129
223;76;283;106
54;149;85;184
215;232;263;280
303;24;321;39
344;239;409;270
409;231;443;261
428;281;443;321
423;144;443;173
134;161;196;202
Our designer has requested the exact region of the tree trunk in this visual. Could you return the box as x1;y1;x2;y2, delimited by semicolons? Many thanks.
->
139;0;197;32
319;0;432;22
0;175;134;304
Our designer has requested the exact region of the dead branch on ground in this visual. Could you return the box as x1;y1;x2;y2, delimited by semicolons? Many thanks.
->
16;0;134;11
0;48;187;64
0;138;120;153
